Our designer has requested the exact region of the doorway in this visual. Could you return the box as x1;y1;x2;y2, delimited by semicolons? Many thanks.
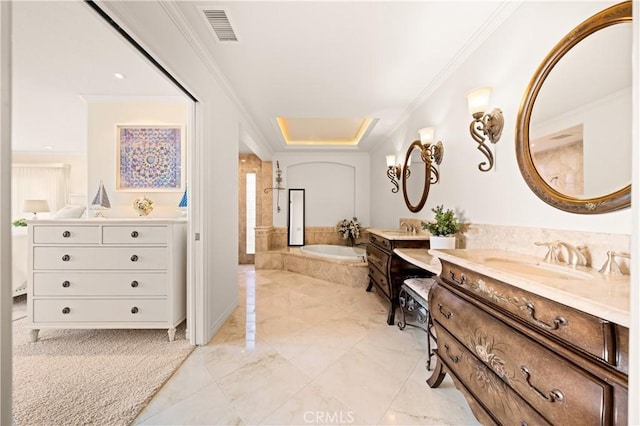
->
238;153;266;264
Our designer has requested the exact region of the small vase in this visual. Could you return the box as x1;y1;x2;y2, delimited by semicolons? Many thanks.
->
348;237;355;247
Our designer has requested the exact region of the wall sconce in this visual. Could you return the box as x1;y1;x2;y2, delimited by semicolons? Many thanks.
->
264;160;286;212
467;86;504;172
23;199;50;219
418;127;444;184
385;154;402;193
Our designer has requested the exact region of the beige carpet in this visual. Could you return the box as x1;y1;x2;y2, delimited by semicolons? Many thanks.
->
12;297;194;426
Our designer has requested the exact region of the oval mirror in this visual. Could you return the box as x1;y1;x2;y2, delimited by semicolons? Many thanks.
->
516;1;631;213
402;141;430;212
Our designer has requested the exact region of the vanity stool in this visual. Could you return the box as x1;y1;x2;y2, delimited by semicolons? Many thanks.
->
398;277;436;370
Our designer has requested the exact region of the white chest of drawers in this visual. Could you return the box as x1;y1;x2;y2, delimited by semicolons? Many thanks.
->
26;218;187;342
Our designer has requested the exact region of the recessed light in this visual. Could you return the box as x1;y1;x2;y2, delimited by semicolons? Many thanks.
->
43;145;54;150
114;72;126;80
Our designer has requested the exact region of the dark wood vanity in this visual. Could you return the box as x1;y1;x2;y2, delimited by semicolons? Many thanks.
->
366;230;430;325
428;256;629;425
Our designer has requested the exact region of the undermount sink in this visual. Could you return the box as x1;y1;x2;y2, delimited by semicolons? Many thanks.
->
483;257;595;281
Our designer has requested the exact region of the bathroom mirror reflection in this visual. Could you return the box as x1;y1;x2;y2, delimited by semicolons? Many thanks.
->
288;189;305;246
402;141;430;213
516;1;631;213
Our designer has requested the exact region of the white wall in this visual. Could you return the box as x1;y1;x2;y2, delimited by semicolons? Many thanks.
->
272;152;370;227
371;1;631;236
0;3;12;423
101;1;255;344
86;101;187;217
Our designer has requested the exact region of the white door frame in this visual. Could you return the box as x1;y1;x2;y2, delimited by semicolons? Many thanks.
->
0;1;12;423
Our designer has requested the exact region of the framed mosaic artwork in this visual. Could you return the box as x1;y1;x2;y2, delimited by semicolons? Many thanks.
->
116;125;184;191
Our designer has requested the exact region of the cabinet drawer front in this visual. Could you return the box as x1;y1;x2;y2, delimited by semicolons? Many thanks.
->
436;327;551;426
431;284;607;425
102;226;167;244
368;265;390;298
33;272;167;296
366;243;390;271
32;299;167;323
369;234;392;251
33;226;100;244
33;247;168;270
442;262;612;362
616;325;629;374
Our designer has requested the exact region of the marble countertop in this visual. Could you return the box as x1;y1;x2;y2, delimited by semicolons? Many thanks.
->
368;228;429;241
398;248;630;327
394;248;441;275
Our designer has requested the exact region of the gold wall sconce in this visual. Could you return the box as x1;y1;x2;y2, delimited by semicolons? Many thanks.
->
418;127;444;184
467;86;504;172
386;154;402;193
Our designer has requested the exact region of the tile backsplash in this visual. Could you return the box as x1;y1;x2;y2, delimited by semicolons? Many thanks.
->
400;218;630;274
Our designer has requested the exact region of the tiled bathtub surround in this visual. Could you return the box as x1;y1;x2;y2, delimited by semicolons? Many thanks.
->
256;247;368;288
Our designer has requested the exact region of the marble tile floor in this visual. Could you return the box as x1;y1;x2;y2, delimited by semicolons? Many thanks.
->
135;266;479;425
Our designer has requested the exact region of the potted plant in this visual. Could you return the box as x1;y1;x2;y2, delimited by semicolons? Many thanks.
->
421;205;460;249
12;218;28;227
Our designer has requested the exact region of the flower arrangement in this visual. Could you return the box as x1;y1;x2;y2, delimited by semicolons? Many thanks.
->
133;196;154;216
336;217;361;245
421;205;460;236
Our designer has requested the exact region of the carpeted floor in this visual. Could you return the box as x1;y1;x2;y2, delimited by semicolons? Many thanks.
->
12;296;194;426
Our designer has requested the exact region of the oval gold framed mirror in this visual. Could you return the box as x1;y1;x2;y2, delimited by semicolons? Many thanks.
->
402;140;431;212
515;1;631;214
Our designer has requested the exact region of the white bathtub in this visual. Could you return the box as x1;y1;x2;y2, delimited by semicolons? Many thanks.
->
300;244;366;261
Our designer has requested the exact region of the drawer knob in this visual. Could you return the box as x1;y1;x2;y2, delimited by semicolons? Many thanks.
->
131;231;139;238
62;280;70;288
131;280;139;288
524;302;568;331
130;255;139;262
62;231;71;238
520;366;565;403
62;307;70;314
61;254;70;262
131;307;139;314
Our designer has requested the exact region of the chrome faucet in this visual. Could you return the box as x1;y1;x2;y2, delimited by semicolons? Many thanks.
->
555;241;588;267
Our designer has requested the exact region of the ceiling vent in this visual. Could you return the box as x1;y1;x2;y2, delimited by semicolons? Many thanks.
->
200;8;239;43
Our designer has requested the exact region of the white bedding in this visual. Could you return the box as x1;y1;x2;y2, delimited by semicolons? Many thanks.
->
12;227;28;296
